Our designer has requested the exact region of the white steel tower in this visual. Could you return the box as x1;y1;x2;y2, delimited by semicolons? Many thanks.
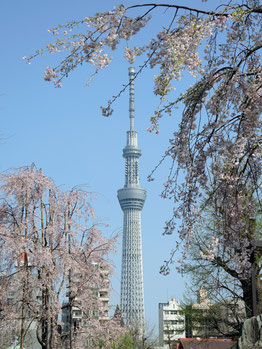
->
117;67;146;330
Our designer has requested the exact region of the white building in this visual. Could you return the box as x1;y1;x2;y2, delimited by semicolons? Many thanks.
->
159;298;186;348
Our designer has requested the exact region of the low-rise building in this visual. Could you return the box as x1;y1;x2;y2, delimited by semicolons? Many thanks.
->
185;287;211;338
159;288;245;348
185;288;245;339
61;263;110;347
159;298;186;348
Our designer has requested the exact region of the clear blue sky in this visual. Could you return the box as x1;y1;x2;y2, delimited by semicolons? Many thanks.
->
1;0;219;332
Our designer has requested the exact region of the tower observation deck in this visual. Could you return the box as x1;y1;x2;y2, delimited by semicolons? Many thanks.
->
117;67;146;331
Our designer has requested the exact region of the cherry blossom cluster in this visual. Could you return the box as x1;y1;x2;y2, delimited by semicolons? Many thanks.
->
200;235;219;261
27;5;151;89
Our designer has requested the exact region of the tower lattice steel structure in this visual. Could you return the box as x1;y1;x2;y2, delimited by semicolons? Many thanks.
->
117;67;146;330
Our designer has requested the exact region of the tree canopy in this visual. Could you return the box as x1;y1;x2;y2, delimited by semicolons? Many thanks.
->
0;167;124;348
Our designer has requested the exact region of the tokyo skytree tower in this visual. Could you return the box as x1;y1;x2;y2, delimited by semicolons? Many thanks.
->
117;67;146;330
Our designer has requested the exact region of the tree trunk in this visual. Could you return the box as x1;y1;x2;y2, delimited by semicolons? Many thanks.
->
241;279;253;318
42;286;49;349
241;251;262;319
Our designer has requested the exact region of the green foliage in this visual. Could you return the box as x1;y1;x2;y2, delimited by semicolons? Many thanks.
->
115;333;136;349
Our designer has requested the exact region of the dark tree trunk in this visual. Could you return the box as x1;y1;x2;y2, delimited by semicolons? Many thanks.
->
241;278;253;318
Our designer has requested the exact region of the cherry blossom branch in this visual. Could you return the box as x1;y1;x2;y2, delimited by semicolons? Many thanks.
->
126;3;230;17
213;255;247;280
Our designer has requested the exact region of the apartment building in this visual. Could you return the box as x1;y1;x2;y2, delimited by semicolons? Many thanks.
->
61;263;110;345
159;298;186;348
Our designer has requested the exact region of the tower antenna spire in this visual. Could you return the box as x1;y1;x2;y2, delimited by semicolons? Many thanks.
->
129;67;135;131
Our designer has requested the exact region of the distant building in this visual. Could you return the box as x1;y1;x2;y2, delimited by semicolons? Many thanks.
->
158;289;244;348
159;298;186;348
185;287;211;338
62;287;110;332
204;298;245;339
158;288;213;348
185;288;245;339
61;264;110;346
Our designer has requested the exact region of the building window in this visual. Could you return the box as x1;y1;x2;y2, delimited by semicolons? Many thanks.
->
73;310;82;317
73;319;80;330
166;320;179;325
99;291;108;298
170;310;177;315
164;330;174;335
